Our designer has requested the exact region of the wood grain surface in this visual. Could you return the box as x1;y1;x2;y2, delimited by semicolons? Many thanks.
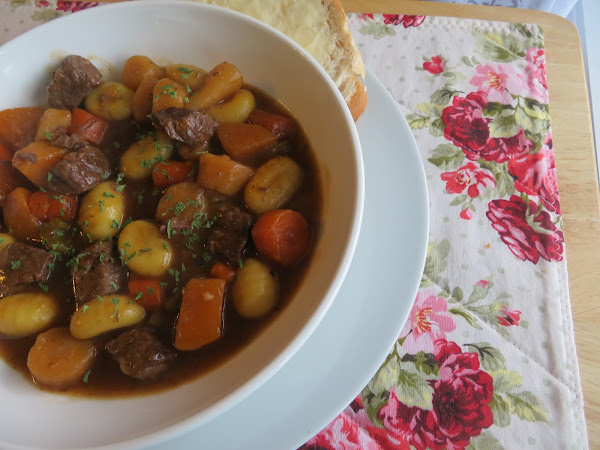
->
340;1;598;446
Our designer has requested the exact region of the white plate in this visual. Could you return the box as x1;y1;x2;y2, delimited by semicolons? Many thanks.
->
146;70;429;449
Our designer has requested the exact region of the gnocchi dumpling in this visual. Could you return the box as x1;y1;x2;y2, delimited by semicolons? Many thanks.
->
118;220;173;277
78;181;125;241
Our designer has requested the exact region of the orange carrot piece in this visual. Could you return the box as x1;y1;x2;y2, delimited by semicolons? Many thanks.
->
251;209;310;267
209;262;236;282
248;109;296;140
0;162;32;207
151;160;196;188
12;141;67;188
67;107;108;145
217;123;276;160
0;143;12;162
175;278;225;351
0;107;45;152
28;191;77;222
128;278;163;311
3;187;41;241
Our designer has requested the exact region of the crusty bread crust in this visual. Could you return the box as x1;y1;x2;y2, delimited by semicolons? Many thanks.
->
189;0;368;120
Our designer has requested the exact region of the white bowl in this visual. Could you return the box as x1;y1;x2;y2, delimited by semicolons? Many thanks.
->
0;2;364;449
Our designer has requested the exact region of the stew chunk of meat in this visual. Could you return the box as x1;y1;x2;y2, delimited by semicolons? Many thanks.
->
71;242;126;305
105;327;177;381
152;108;217;147
208;205;253;263
47;55;103;110
48;146;112;194
0;243;55;297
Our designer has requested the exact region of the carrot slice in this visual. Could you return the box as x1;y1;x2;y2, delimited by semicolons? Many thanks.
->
67;107;108;145
28;191;77;222
128;278;163;311
3;187;42;241
175;278;225;351
0;143;12;162
0;107;46;152
248;109;296;140
209;262;237;282
251;209;310;267
151;160;196;188
217;123;276;160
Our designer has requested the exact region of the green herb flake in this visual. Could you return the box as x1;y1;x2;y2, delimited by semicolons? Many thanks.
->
38;282;49;293
10;260;21;270
116;184;126;192
177;66;195;75
160;282;168;288
110;297;120;318
109;281;118;290
82;369;91;383
112;141;120;149
103;191;115;198
98;200;105;212
146;286;154;295
43;131;52;141
237;259;244;269
47;172;53;182
139;248;152;254
111;220;120;229
166;220;173;239
82;304;89;314
137;194;144;205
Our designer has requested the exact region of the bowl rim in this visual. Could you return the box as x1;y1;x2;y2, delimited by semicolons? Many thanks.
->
0;2;365;448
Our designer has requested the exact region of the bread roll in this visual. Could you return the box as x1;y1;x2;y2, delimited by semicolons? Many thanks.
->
191;0;368;120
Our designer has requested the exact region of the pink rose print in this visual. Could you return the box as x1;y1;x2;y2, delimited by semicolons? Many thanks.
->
470;63;523;104
383;14;426;27
359;13;374;20
441;91;490;156
482;130;534;163
56;1;98;12
423;56;445;75
522;48;549;103
496;305;522;326
440;161;495;198
304;413;382;450
476;279;489;287
376;341;493;450
460;208;473;220
36;0;50;7
400;292;456;354
508;143;560;214
487;195;564;263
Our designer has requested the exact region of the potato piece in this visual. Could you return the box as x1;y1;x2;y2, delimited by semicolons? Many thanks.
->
27;327;96;390
0;233;16;253
0;107;45;152
35;109;71;142
118;220;173;276
152;78;188;112
12;141;67;187
165;63;208;92
186;62;243;111
0;293;59;338
84;82;135;121
3;187;41;241
232;259;277;319
78;181;125;241
244;156;302;214
122;55;165;90
175;278;225;351
197;153;253;196
155;181;210;226
207;89;255;123
120;131;174;180
70;295;145;339
132;76;159;123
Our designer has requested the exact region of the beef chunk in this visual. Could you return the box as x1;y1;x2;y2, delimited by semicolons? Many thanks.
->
47;55;102;110
152;108;217;147
48;146;111;194
0;243;55;296
71;242;126;304
51;132;89;151
105;327;177;381
208;205;253;263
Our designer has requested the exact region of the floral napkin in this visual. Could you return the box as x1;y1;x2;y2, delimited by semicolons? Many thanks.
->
0;3;588;450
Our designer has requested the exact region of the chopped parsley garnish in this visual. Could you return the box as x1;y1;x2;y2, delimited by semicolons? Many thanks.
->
38;282;48;293
238;259;244;269
115;84;122;100
139;248;152;254
111;220;120;229
47;172;53;181
155;84;178;100
110;297;120;318
43;132;52;141
146;286;154;295
134;292;144;301
82;304;89;314
103;192;115;198
82;369;91;383
108;281;118;290
177;66;195;75
98;200;105;212
166;219;174;239
116;184;126;192
10;260;21;269
137;193;144;205
112;141;120;149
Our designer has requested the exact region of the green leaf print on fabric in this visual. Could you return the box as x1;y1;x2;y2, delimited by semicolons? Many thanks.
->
428;144;464;170
31;9;62;21
421;239;450;287
465;343;507;371
473;31;526;62
10;0;30;7
506;391;549;423
358;20;395;39
467;432;504;450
